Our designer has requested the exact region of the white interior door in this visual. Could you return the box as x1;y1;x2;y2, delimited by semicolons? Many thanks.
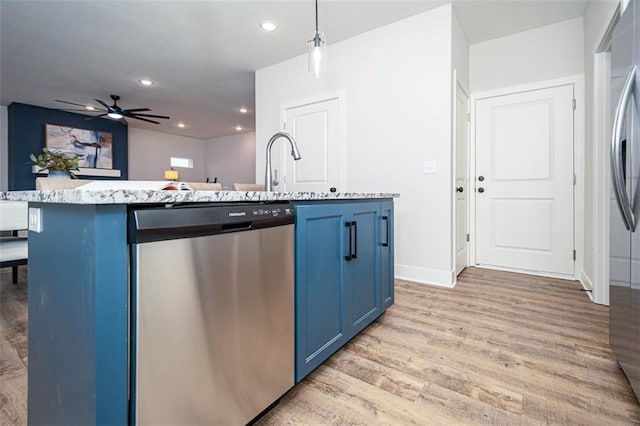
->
283;97;339;192
455;85;469;275
475;84;575;276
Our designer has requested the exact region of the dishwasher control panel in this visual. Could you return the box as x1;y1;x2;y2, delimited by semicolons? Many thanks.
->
129;202;295;243
247;206;294;218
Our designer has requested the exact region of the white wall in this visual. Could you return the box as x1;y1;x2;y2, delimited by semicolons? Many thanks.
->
204;132;256;189
452;10;470;93
0;106;8;191
256;5;457;286
128;127;206;182
470;17;585;93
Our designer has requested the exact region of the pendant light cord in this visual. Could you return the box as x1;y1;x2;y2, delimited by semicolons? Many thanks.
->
315;0;319;33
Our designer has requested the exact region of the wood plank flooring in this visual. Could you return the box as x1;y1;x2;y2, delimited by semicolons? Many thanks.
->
1;266;639;425
0;266;28;425
257;268;640;425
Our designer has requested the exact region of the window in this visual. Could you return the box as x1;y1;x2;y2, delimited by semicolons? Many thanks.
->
170;157;193;168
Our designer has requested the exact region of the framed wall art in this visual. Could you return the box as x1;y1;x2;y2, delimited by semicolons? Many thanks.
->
45;124;113;169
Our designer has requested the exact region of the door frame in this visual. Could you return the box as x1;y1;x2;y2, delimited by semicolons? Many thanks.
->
593;51;612;305
592;4;620;306
279;91;347;191
469;74;585;281
452;70;470;282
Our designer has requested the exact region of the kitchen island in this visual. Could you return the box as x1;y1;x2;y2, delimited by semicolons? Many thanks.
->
0;189;397;425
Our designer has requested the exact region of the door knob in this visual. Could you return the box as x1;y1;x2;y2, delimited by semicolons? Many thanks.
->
478;176;485;182
456;187;464;193
330;187;337;193
478;187;485;193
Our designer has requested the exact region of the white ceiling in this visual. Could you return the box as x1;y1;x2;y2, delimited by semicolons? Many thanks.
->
0;0;587;140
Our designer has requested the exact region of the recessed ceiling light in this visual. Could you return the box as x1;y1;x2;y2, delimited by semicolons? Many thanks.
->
260;21;277;32
85;105;95;111
177;123;186;128
139;79;153;86
239;107;248;114
235;125;243;131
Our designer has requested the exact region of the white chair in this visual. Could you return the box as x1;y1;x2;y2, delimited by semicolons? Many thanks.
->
232;183;265;191
36;177;93;190
185;182;223;191
0;201;28;284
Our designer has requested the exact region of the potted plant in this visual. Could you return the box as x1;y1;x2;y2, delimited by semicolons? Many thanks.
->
28;147;80;178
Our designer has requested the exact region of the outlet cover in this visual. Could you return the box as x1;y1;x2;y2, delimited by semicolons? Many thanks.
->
423;160;437;174
28;207;42;233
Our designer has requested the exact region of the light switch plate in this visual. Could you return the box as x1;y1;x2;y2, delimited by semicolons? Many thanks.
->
423;160;437;174
28;207;42;233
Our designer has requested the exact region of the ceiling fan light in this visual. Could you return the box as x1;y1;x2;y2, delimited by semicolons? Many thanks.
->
108;112;123;119
260;21;277;32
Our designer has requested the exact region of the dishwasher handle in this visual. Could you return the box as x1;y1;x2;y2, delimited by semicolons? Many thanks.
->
221;222;253;233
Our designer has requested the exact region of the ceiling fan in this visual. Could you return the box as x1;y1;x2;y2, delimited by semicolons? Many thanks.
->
55;94;170;124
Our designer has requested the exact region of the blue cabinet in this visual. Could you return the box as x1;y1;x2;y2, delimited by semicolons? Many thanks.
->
380;200;394;310
294;200;394;382
347;203;380;336
294;204;350;380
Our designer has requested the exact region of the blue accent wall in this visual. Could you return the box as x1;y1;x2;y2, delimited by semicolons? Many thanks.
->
8;102;128;190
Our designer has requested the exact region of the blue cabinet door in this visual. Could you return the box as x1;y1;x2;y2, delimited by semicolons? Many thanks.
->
380;200;395;310
346;202;381;336
294;200;395;383
295;204;349;382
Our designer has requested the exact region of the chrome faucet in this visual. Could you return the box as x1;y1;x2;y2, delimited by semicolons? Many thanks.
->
265;132;302;191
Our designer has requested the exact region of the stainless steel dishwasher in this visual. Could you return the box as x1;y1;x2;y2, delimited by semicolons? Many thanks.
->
128;202;295;425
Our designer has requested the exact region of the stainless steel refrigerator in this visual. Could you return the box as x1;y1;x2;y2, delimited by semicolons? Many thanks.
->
610;0;640;400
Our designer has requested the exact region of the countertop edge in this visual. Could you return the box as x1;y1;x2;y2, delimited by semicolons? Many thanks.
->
0;190;400;204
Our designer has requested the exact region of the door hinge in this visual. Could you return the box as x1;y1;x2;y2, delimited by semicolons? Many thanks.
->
466;233;470;242
573;250;576;261
573;174;576;186
572;99;576;110
467;113;470;122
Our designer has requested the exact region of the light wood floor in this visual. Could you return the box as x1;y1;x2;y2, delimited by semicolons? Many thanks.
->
2;267;639;425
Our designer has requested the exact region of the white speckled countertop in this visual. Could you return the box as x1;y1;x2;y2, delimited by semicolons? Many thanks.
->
0;190;399;205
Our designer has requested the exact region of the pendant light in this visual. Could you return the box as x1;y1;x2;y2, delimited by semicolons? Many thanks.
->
308;0;326;78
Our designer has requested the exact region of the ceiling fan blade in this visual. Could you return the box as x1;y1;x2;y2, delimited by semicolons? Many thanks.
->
94;99;111;110
55;99;89;108
123;108;151;113
127;113;170;119
58;109;97;112
85;113;108;120
128;115;161;124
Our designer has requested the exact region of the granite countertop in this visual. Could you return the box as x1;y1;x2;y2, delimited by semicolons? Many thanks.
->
0;189;399;205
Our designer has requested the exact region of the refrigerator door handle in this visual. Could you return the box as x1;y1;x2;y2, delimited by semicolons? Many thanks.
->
611;65;637;231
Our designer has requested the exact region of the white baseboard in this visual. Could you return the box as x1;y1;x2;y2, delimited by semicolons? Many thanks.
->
580;271;595;302
395;264;455;288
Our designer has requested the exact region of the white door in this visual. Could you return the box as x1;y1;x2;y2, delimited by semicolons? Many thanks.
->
283;97;339;192
475;84;575;276
455;85;469;275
